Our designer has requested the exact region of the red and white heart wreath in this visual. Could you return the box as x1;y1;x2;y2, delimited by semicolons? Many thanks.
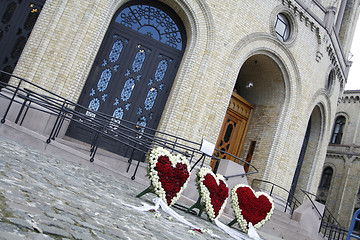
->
147;147;190;206
231;184;274;232
196;167;229;221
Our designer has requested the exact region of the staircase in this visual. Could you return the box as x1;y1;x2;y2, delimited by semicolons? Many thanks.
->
257;201;326;240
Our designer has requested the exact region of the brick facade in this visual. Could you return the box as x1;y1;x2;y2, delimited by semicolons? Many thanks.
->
6;0;360;220
317;90;360;228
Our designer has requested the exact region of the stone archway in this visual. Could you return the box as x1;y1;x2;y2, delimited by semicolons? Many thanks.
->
290;106;323;202
213;54;286;174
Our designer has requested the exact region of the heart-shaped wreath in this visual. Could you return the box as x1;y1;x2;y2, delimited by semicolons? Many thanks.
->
196;168;229;221
231;184;274;232
147;147;190;206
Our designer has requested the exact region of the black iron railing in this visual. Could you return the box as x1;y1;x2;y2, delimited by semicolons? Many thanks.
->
301;190;347;240
251;178;302;214
251;180;348;240
0;70;258;180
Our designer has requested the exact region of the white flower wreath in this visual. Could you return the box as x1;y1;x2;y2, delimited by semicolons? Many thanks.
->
196;167;229;221
231;184;274;233
146;147;190;206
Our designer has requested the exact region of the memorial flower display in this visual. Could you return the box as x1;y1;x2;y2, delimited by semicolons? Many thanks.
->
196;167;229;221
231;184;274;232
147;147;190;206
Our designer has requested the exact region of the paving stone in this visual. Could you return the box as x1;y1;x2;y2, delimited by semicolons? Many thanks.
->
0;222;20;232
7;202;43;216
92;230;117;240
7;218;33;230
39;224;71;238
76;219;102;231
24;232;54;240
0;230;25;240
46;212;75;224
71;230;95;240
0;136;250;240
69;224;91;233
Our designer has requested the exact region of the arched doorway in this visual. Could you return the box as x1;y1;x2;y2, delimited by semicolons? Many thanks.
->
66;1;186;156
0;0;46;84
289;106;322;202
211;54;286;174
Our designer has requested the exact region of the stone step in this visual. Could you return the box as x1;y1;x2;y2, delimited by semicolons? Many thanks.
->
257;207;326;240
0;120;151;187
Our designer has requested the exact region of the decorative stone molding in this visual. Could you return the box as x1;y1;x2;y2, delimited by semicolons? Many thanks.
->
281;0;322;44
327;45;345;85
338;90;360;104
281;0;346;86
339;95;360;103
316;51;323;62
228;94;252;120
327;144;360;157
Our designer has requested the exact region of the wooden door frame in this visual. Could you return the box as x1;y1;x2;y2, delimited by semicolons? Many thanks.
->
227;92;254;157
211;91;254;170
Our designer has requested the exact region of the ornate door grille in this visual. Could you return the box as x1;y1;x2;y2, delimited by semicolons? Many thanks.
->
66;1;186;157
0;0;46;84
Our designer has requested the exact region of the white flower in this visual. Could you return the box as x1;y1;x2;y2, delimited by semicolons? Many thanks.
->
195;167;229;221
231;184;274;233
202;228;213;235
146;147;190;206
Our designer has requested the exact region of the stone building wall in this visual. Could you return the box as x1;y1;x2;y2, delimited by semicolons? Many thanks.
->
317;90;360;228
5;0;359;205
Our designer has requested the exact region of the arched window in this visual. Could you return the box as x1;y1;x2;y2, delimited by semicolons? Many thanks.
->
319;167;333;189
330;116;346;144
326;70;335;90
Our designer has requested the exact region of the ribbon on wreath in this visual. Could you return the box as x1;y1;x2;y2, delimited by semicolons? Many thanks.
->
215;220;261;240
125;197;220;238
125;197;261;240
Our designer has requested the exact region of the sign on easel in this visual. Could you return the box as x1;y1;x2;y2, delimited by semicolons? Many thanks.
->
200;139;215;156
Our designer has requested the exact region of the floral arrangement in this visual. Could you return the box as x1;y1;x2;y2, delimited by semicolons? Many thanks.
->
196;167;229;221
231;184;274;232
147;147;190;206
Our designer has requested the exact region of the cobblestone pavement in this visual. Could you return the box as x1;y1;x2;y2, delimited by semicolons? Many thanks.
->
0;135;251;240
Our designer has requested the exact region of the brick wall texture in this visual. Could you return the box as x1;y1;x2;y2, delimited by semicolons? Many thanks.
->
317;91;360;228
9;0;360;225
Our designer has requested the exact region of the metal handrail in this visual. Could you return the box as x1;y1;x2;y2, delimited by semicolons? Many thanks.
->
0;70;258;179
250;179;347;240
300;190;324;218
301;190;347;240
251;179;302;214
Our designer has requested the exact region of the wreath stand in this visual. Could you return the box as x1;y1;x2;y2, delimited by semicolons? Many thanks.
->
227;218;237;227
136;186;154;198
186;196;204;217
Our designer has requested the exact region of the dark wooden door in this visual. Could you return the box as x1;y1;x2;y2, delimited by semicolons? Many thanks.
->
0;0;45;84
211;92;254;170
66;2;186;158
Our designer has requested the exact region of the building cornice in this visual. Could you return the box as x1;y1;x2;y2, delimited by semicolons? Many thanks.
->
338;90;360;103
282;0;349;86
327;144;360;157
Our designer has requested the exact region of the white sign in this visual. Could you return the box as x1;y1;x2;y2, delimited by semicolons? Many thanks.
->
200;139;215;156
